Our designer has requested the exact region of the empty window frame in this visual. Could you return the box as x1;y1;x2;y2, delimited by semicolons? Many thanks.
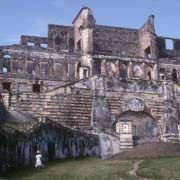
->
165;39;173;50
144;47;151;58
27;42;35;46
2;82;11;92
40;43;48;48
147;71;152;80
55;36;61;45
32;84;40;93
83;69;88;78
3;54;11;59
2;67;8;73
119;64;128;79
68;38;74;51
172;69;177;83
159;68;166;80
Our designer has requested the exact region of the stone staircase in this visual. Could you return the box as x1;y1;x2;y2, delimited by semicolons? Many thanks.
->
10;93;93;129
109;142;180;160
107;96;122;114
44;94;93;128
8;110;36;123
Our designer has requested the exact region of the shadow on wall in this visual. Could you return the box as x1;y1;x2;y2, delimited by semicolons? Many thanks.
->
0;119;100;172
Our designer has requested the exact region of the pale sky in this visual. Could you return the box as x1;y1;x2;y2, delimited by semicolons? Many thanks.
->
0;0;180;45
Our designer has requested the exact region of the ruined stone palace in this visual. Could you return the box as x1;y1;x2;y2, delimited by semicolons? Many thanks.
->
1;7;180;170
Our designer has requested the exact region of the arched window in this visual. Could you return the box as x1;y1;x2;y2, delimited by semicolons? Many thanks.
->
146;66;153;80
68;38;74;51
172;69;177;83
119;64;127;79
144;47;151;58
159;68;166;80
147;71;151;80
55;36;61;45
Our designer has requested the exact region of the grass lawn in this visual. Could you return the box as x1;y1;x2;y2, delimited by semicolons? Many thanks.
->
138;157;180;180
0;158;137;180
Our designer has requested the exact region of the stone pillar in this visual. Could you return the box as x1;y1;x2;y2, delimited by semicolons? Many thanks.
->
163;82;179;142
150;36;158;59
115;60;119;77
91;76;111;130
178;69;180;84
128;62;133;78
81;54;93;76
153;64;158;80
141;63;145;79
2;92;9;109
0;58;3;73
81;28;93;55
101;59;106;75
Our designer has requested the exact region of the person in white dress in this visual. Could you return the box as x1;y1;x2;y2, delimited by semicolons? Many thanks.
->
35;150;43;169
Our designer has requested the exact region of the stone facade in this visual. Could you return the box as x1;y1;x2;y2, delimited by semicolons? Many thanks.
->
1;7;180;169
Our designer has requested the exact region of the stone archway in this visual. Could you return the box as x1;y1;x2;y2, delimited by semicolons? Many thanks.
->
117;111;160;145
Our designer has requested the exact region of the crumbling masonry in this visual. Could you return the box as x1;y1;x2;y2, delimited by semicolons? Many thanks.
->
1;7;180;170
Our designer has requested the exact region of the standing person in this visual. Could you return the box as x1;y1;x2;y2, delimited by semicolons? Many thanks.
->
35;150;43;169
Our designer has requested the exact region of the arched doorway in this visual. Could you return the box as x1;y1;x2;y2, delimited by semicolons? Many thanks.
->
116;111;159;145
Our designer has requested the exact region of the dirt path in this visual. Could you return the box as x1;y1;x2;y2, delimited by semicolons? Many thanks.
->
128;160;154;180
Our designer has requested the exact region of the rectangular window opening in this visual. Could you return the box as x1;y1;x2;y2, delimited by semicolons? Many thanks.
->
165;39;173;50
3;82;11;92
3;67;8;73
40;43;48;48
144;47;151;58
3;54;11;59
83;69;88;78
32;84;40;93
27;42;35;47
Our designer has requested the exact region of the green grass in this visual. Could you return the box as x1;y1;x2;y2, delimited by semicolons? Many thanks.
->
0;158;137;180
2;157;180;180
138;157;180;180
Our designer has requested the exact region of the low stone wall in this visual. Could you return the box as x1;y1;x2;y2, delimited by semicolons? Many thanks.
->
99;132;120;159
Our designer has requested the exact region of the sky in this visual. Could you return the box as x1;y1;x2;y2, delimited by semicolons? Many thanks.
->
0;0;180;45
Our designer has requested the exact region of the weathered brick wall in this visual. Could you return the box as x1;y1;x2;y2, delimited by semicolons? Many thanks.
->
106;90;165;139
0;120;99;172
21;35;48;47
157;37;180;60
158;63;180;82
138;15;157;59
93;25;139;56
0;76;68;93
0;47;81;93
11;92;93;130
48;25;74;50
92;55;158;80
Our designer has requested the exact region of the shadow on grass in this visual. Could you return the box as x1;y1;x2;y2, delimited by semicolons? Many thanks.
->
0;157;96;180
